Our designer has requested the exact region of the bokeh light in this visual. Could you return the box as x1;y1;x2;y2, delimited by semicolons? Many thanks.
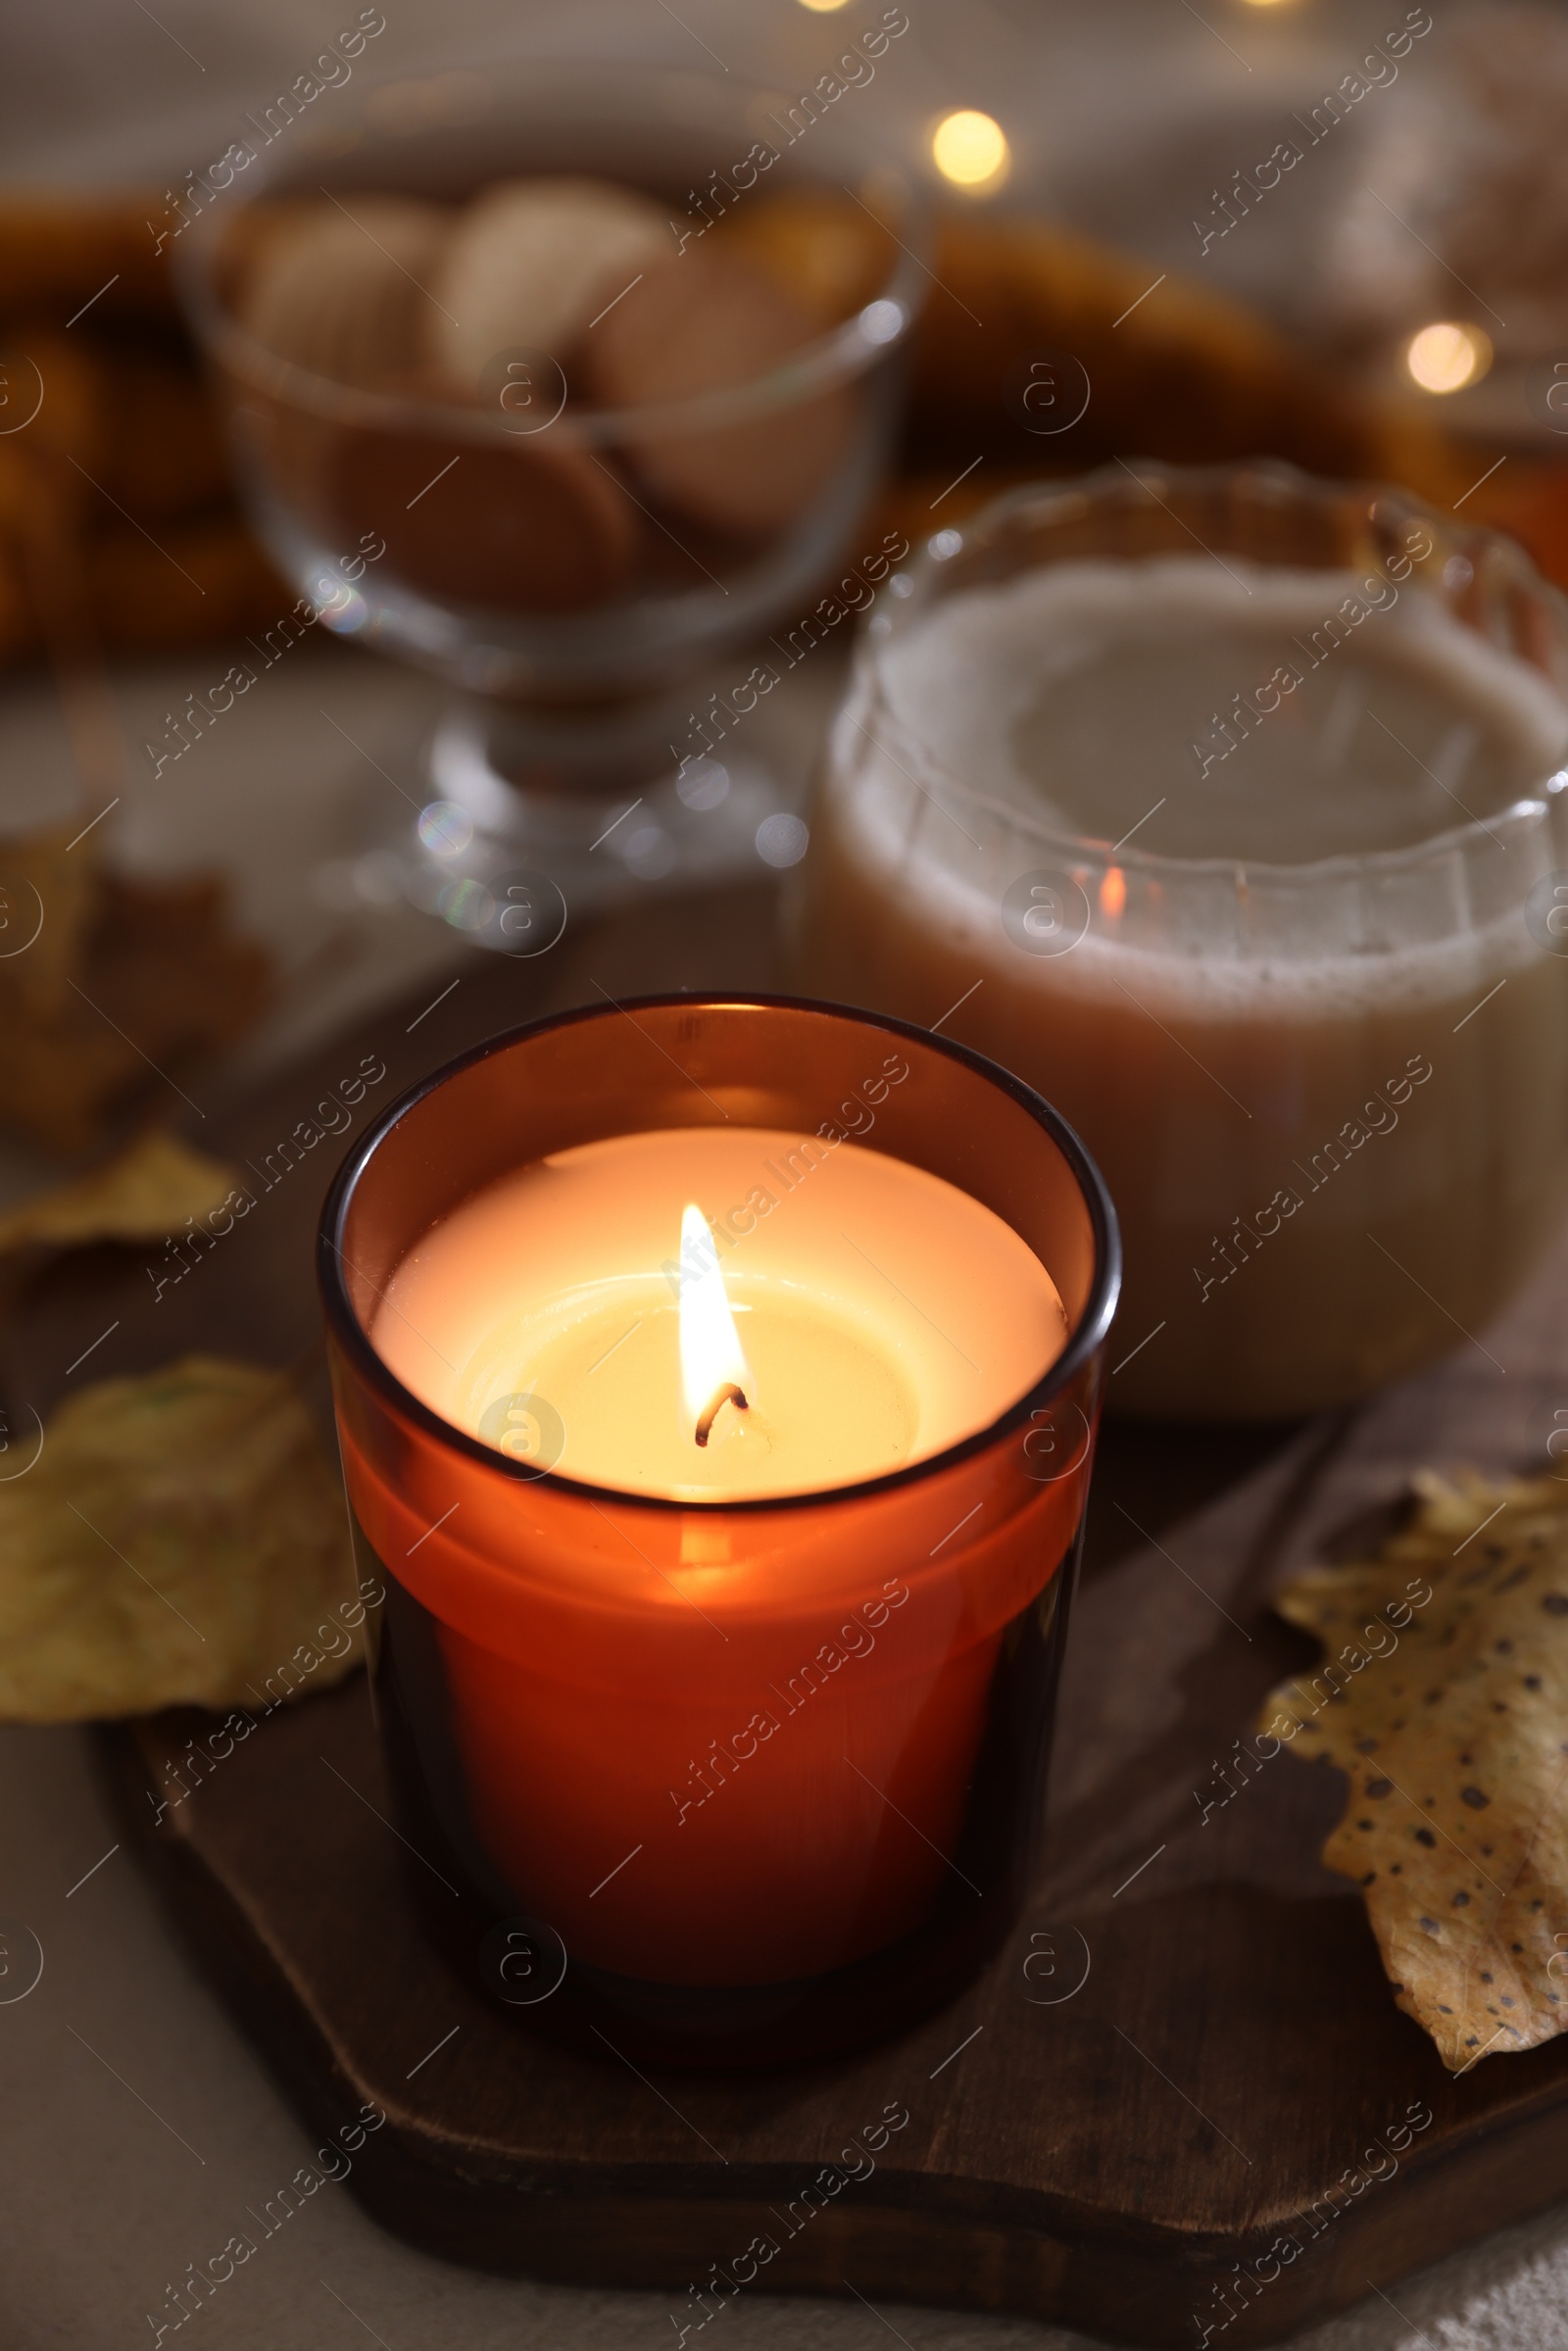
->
931;110;1010;191
416;800;472;857
756;813;809;868
796;0;852;11
1405;321;1493;395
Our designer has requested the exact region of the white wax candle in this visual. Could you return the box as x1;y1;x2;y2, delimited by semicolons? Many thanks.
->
371;1126;1067;1500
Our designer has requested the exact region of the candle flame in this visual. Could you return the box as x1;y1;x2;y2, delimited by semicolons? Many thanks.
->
678;1203;752;1443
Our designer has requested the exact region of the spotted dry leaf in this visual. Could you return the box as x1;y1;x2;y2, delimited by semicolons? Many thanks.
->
1259;1472;1568;2073
0;1355;362;1721
0;1130;236;1255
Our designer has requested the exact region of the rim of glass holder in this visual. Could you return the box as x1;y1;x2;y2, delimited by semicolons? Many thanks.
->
176;58;931;452
318;994;1122;1519
858;457;1568;889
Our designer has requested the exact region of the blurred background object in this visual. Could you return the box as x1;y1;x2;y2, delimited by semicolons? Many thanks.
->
0;0;1562;1175
177;61;927;920
790;462;1568;1420
1315;6;1568;368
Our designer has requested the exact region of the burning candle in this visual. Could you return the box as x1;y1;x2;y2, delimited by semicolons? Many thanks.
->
320;997;1118;2066
370;1127;1067;1499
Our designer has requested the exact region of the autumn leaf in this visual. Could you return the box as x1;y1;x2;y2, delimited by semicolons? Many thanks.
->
1260;1473;1568;2072
0;1355;368;1720
0;1129;236;1254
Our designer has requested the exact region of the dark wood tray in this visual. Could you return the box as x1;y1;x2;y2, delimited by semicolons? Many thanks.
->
24;884;1568;2349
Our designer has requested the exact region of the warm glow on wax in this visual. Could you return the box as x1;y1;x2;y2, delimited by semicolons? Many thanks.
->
678;1202;753;1445
372;1128;1067;1500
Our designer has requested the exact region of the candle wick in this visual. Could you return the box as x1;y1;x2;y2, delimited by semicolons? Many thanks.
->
695;1383;749;1448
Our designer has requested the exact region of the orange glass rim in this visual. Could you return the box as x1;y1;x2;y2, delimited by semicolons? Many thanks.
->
317;993;1122;1515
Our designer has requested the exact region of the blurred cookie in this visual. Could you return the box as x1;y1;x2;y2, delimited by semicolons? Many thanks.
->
431;177;669;391
581;247;850;535
329;425;637;612
713;189;894;327
240;198;450;387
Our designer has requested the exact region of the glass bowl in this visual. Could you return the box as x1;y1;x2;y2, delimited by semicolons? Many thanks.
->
177;59;927;929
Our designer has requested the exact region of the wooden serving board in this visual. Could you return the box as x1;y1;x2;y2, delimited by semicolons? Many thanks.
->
23;882;1568;2349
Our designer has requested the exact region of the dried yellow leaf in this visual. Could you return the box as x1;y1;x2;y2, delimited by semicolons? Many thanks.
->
0;1355;369;1721
0;818;99;1021
1260;1472;1568;2072
0;1129;236;1254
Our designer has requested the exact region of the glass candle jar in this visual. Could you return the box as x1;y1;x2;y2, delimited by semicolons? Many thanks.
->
318;996;1118;2068
789;462;1568;1421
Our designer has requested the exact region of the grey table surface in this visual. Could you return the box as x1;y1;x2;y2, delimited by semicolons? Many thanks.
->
5;2;1568;2344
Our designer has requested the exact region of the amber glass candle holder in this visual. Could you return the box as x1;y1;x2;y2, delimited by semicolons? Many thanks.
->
318;997;1119;2069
